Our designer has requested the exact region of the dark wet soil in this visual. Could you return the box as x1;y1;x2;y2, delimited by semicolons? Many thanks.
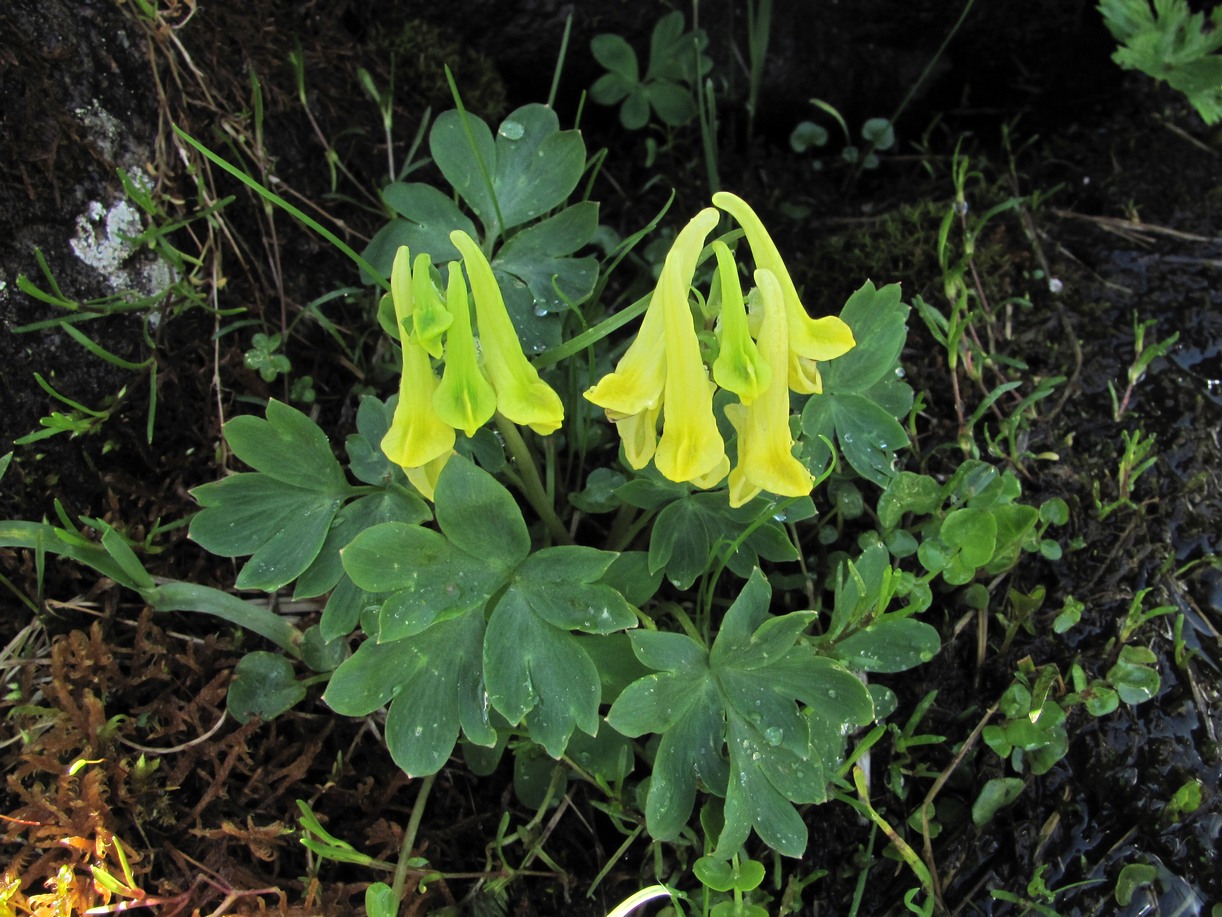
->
2;1;1219;915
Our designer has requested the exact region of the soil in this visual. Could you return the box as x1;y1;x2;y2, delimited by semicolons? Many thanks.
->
2;1;1219;915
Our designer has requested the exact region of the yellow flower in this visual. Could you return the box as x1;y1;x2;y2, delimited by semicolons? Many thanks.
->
585;208;728;485
450;231;564;436
381;247;456;495
432;262;497;437
725;269;814;507
712;191;856;394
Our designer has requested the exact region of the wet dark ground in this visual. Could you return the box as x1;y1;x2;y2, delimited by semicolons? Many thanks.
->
1;1;1219;914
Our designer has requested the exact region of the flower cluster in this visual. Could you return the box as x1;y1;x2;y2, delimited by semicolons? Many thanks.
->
380;231;564;498
585;192;856;506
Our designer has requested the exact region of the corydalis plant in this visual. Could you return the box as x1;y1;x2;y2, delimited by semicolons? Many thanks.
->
586;193;856;505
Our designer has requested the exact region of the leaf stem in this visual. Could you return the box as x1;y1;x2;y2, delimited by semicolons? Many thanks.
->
494;414;573;545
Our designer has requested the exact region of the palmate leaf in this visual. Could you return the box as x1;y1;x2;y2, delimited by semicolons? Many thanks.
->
485;545;635;756
189;400;357;591
607;570;873;857
329;455;637;772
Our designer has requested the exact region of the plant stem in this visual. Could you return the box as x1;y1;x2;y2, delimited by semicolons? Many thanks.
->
495;414;573;545
392;772;436;906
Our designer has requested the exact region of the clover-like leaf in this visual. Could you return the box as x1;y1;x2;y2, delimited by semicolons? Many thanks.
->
223;399;348;492
431;104;585;241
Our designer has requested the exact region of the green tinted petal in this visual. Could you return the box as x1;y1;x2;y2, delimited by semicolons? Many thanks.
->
410;253;452;359
433;264;497;437
710;240;770;403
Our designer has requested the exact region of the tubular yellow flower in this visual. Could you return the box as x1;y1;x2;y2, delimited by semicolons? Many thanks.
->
710;240;770;404
712;191;856;394
585;208;727;484
725;269;814;507
449;230;564;436
381;247;456;477
433;263;497;437
653;210;727;484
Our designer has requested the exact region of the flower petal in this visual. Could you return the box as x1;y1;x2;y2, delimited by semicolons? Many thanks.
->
584;294;667;416
710;240;770;403
410;253;452;359
653;209;727;484
450;231;565;435
726;269;813;507
433;263;497;437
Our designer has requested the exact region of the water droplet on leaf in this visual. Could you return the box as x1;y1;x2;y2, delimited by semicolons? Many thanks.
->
499;120;525;140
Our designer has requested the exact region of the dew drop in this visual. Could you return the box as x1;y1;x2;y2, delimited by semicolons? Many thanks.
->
764;726;784;746
533;305;549;317
499;120;525;140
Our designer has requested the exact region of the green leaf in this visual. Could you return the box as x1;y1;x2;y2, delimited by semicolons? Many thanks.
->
384;614;494;774
590;70;633;106
189;473;344;591
648;496;712;588
646;80;696;126
227;652;306;723
324;613;492;775
941;507;997;569
365;883;398;917
513;546;636;633
484;588;601;757
590;33;639;82
494;202;599;313
434;454;530;569
294;488;429;599
1107;645;1161;704
802;392;909;487
831;618;941;673
971;777;1025;827
607;570;872;855
877;472;943;529
319;575;375;642
345;395;409;486
431;104;586;240
1114;862;1159;907
222;400;348;492
340;521;504;642
820;282;909;395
